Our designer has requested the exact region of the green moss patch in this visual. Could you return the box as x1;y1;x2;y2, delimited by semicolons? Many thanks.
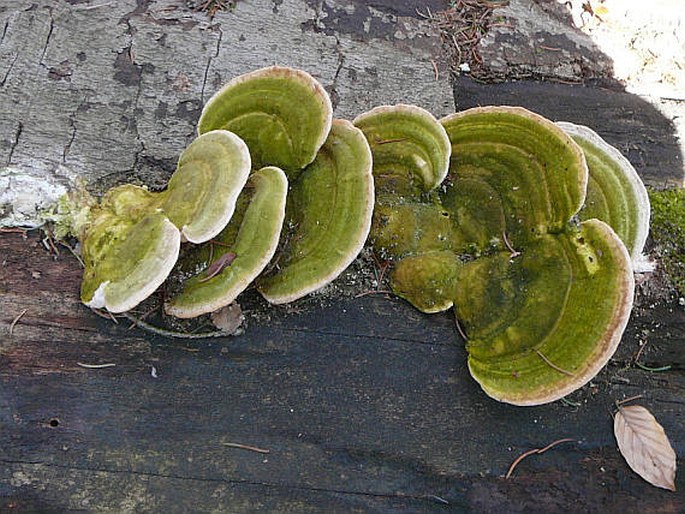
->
649;187;685;295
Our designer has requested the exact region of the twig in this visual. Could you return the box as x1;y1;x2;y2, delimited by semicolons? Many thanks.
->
501;231;520;259
632;340;672;372
616;394;643;407
430;59;440;81
560;397;581;408
635;362;672;372
77;362;116;369
127;304;161;330
534;349;574;377
0;227;29;238
455;317;468;341
221;442;270;454
58;241;85;268
42;228;60;258
90;308;120;324
505;438;575;479
9;308;28;336
354;289;392;298
122;312;230;339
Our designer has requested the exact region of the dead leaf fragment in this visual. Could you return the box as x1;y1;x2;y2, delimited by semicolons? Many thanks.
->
210;302;244;334
614;405;677;491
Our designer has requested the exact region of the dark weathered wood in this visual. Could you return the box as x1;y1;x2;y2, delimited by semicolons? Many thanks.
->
2;0;685;511
1;229;684;511
453;76;685;188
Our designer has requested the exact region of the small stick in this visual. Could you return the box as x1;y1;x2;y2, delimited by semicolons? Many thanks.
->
430;59;439;81
122;312;229;339
9;308;28;336
127;304;161;330
221;442;270;454
0;227;29;237
505;438;575;479
77;362;116;369
90;308;119;324
635;362;671;372
354;289;392;298
455;317;468;341
58;241;85;268
616;394;643;407
501;232;520;259
534;349;574;377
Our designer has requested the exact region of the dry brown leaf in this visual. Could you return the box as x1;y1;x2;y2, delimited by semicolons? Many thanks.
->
614;405;677;491
210;302;244;334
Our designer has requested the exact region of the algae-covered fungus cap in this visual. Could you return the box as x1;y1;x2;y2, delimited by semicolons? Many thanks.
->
258;119;374;304
556;121;651;271
78;130;251;313
166;166;288;318
198;66;333;173
437;106;635;405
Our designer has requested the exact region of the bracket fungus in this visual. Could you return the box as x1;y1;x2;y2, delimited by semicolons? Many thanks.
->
166;166;288;318
369;105;637;405
258;119;374;304
75;130;251;313
557;121;651;270
198;66;333;173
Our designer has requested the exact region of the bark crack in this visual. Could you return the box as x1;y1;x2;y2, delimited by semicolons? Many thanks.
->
7;122;23;165
0;18;10;47
0;53;18;87
39;11;55;66
325;36;345;110
1;459;452;506
62;97;89;164
201;24;223;104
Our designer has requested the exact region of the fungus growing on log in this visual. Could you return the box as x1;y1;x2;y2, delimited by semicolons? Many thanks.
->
369;105;636;405
198;66;333;174
166;166;288;318
557;121;651;270
71;130;251;313
258;119;374;304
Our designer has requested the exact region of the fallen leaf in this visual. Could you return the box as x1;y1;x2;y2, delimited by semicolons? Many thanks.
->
210;302;244;334
614;405;677;491
199;251;236;283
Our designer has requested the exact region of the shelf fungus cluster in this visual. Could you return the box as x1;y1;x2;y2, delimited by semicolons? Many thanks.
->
60;67;374;319
360;104;648;405
58;65;649;406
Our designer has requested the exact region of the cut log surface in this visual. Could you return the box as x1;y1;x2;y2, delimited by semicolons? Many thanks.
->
1;0;684;512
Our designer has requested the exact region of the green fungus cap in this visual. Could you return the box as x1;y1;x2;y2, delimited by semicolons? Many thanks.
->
371;105;636;405
79;130;252;313
354;104;451;196
166;166;288;318
160;130;251;244
82;212;181;313
435;106;636;405
258;119;374;304
198;66;333;174
557;121;651;270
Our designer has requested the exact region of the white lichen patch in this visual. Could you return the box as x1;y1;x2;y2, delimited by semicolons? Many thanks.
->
0;165;76;228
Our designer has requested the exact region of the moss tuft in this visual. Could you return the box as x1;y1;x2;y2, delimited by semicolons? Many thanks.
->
649;188;685;295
